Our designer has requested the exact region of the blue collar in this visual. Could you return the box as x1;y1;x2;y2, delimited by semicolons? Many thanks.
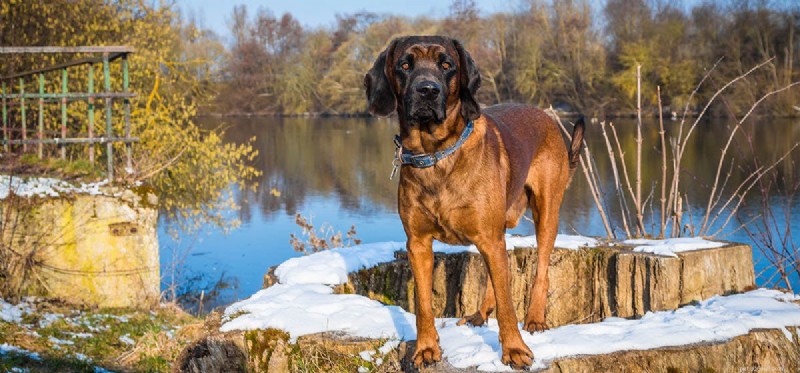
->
393;121;474;168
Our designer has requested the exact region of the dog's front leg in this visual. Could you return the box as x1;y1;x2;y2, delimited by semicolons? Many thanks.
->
407;234;442;367
477;237;533;369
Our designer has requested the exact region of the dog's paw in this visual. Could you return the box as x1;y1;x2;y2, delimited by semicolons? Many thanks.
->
501;342;533;369
412;339;442;367
523;320;549;333
457;310;489;327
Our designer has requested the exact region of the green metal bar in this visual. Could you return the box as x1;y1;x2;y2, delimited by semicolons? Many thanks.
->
38;73;44;158
88;63;95;164
123;54;131;172
103;52;113;179
2;81;7;152
61;68;68;159
19;77;26;152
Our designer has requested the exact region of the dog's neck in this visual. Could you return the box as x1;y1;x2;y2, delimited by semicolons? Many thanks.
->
398;102;468;155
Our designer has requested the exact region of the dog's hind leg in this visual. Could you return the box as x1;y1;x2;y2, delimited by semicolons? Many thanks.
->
475;236;533;368
459;193;527;327
523;179;566;333
457;276;495;327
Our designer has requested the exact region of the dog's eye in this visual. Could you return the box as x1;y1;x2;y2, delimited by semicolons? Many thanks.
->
441;62;451;70
401;62;410;71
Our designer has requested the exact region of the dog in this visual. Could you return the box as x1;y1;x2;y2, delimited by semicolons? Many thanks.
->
364;36;584;369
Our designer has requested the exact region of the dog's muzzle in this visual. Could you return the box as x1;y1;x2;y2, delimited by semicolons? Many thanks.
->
408;80;446;123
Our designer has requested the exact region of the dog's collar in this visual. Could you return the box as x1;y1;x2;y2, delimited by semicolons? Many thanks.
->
393;120;474;169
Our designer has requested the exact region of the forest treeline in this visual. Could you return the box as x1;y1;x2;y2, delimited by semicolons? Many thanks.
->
214;0;799;117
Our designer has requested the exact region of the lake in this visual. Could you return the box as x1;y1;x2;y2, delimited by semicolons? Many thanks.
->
161;115;800;310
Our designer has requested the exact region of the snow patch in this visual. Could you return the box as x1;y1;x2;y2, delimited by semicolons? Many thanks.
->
48;336;75;346
119;334;135;346
223;288;800;371
220;283;416;342
624;237;726;257
0;298;33;323
0;175;113;200
0;343;42;361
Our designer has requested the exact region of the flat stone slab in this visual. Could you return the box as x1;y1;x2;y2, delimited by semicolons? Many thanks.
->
178;324;800;373
341;242;755;328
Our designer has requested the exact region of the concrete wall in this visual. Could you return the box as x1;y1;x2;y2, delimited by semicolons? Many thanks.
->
2;188;159;308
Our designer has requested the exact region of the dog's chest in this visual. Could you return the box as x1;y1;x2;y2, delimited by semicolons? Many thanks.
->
400;169;499;246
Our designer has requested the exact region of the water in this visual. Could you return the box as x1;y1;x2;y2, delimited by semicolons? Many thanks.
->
161;115;800;307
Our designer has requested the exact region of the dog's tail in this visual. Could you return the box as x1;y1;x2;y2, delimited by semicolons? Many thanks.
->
566;115;585;185
568;115;585;169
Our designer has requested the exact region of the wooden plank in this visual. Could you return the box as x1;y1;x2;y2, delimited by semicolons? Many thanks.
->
0;52;129;81
3;92;136;99
0;46;134;54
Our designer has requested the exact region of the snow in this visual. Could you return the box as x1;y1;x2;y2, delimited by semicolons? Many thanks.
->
0;175;112;199
0;343;41;361
275;234;597;285
223;235;800;371
225;286;800;371
48;336;75;346
220;283;416;342
119;334;136;346
624;237;726;257
0;298;33;323
439;288;800;370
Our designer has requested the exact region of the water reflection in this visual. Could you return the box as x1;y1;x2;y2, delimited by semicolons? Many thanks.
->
169;115;799;303
233;116;400;221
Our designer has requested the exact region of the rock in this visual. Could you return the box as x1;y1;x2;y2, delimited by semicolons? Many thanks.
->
340;243;754;328
0;192;160;308
176;334;248;373
177;314;406;372
538;328;800;373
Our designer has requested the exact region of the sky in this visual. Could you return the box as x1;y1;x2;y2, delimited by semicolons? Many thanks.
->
177;0;519;42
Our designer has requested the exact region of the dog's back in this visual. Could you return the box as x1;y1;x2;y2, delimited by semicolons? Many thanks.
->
481;104;584;211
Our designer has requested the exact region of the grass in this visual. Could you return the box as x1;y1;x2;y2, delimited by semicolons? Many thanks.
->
1;153;105;181
0;299;203;372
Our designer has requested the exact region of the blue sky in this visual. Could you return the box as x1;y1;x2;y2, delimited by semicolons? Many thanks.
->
177;0;518;41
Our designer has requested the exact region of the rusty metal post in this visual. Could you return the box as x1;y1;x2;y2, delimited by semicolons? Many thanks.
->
19;77;26;152
122;54;131;172
38;73;44;158
88;63;95;164
2;81;8;152
103;52;113;179
61;68;68;160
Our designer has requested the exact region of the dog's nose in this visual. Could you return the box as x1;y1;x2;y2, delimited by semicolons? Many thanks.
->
415;81;441;98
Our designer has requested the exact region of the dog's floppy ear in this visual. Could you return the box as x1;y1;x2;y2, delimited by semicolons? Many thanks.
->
453;39;481;121
363;40;398;116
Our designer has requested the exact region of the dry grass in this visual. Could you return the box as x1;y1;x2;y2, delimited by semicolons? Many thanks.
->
0;298;203;372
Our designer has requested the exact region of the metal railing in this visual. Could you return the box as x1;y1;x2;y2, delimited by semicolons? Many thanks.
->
1;46;138;179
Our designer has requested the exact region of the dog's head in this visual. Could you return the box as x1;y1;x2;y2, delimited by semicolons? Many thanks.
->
364;36;481;128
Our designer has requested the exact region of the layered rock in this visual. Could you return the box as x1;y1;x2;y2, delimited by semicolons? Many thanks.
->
341;243;754;327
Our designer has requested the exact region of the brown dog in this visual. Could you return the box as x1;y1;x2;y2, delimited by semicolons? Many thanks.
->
364;36;584;369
